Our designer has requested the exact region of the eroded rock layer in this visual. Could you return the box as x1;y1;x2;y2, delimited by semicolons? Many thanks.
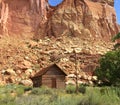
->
0;0;119;40
43;0;119;42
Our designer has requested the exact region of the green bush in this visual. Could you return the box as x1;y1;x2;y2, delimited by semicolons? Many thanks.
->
78;84;86;94
31;88;41;95
31;86;54;95
112;32;120;42
15;85;26;96
66;85;76;94
0;85;120;105
95;50;120;86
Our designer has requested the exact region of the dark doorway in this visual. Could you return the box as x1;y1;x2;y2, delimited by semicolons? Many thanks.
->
51;78;56;88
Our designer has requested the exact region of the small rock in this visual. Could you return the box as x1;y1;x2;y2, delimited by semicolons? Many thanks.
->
67;74;76;78
0;80;6;86
78;80;83;84
88;76;92;81
7;76;16;83
23;60;32;68
81;74;87;80
16;70;22;74
92;76;98;81
66;80;76;85
19;79;33;86
5;68;16;76
89;81;93;85
25;69;33;76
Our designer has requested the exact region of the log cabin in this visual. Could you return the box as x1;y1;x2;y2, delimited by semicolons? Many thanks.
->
31;64;67;89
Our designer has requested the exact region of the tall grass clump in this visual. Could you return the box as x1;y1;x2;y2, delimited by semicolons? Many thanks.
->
66;84;76;94
31;86;54;95
77;87;120;105
78;84;86;94
66;84;86;94
0;84;120;105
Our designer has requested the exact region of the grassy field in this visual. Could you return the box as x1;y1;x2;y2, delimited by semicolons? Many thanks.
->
0;84;120;105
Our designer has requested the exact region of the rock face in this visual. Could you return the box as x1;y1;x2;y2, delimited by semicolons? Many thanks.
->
0;0;119;40
0;0;119;86
44;0;119;42
0;0;50;38
91;0;114;6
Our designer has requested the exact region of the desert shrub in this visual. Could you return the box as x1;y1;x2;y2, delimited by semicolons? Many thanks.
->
99;86;119;97
0;84;25;98
31;86;54;95
112;32;120;49
78;87;120;105
24;87;32;92
66;84;76;94
95;50;120;86
78;84;86;94
30;88;40;95
54;95;81;105
114;87;120;98
15;95;50;105
112;32;120;42
15;85;26;96
0;92;15;105
0;85;120;105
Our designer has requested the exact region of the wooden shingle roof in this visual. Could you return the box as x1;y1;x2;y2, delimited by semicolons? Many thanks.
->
31;63;67;78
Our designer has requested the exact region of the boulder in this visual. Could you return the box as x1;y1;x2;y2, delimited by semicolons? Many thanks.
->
25;69;33;76
92;76;98;81
4;68;16;76
23;60;32;68
67;74;76;78
19;79;33;87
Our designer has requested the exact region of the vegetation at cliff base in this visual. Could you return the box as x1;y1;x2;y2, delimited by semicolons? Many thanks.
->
0;84;120;105
95;33;120;86
112;32;120;42
95;49;120;86
112;32;120;49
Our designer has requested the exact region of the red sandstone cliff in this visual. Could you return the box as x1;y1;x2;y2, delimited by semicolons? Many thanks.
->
0;0;119;40
0;0;50;38
0;0;120;86
43;0;119;41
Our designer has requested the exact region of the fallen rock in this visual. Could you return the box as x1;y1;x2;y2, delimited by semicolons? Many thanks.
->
92;76;98;81
19;79;33;87
67;74;76;78
66;80;76;85
0;80;6;86
23;60;32;68
6;76;16;83
25;69;33;77
4;69;16;76
88;81;94;85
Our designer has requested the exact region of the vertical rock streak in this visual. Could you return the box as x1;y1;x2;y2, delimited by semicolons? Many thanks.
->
41;0;48;20
0;1;9;35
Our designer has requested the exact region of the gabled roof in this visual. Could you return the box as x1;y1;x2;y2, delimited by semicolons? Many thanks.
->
31;63;67;78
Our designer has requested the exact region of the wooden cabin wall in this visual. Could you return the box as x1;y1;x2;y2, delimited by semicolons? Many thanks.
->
56;76;66;88
32;76;42;87
32;65;66;88
42;75;66;88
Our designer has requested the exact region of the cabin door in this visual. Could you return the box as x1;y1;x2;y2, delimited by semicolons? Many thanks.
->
51;78;56;88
